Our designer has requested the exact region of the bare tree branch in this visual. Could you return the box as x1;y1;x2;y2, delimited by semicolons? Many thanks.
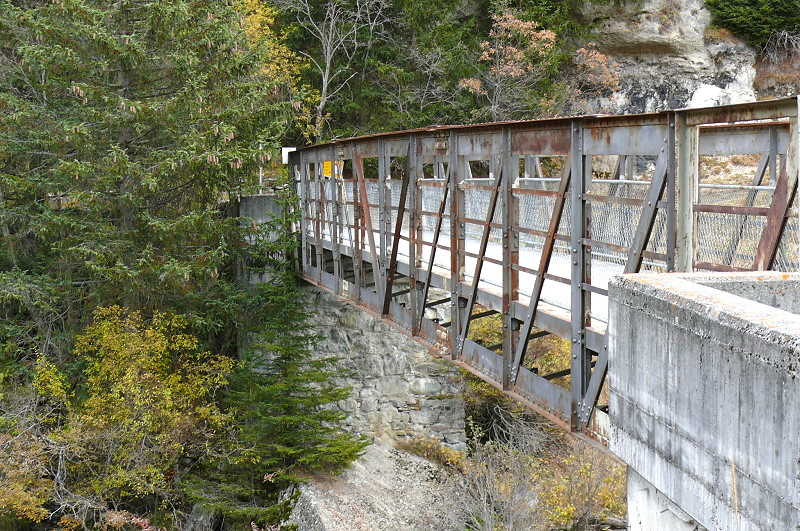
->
274;0;388;138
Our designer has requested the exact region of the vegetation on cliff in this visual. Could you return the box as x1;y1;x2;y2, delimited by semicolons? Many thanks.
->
706;0;800;50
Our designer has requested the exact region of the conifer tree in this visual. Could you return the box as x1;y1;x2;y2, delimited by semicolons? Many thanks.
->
0;0;293;365
0;1;366;528
185;193;368;526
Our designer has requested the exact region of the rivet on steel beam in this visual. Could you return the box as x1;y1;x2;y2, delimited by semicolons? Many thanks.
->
572;338;578;343
573;260;578;265
573;248;578;253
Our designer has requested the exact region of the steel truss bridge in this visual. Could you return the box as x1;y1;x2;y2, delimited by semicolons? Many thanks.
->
288;97;800;441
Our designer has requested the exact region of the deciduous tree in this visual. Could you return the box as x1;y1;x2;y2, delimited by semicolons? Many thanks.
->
0;1;365;528
275;0;389;139
458;11;560;121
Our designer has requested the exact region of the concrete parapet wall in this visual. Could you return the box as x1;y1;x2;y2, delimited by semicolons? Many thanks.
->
627;468;704;531
609;272;800;531
239;194;283;224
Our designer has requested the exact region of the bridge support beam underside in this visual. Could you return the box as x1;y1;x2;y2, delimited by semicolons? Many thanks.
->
289;97;800;440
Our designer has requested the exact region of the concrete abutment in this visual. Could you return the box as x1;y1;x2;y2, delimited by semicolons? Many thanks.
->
609;272;800;531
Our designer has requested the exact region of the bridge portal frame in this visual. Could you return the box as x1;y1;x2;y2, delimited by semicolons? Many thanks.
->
288;97;799;440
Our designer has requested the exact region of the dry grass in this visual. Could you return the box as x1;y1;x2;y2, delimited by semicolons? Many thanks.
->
700;154;762;186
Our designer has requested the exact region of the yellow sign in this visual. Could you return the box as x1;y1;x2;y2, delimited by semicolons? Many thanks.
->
323;160;343;178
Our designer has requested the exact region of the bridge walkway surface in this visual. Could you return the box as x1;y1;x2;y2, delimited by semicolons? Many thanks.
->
284;96;799;443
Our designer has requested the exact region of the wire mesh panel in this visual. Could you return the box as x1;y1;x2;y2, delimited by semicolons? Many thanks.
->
462;181;504;293
418;181;451;271
776;190;800;271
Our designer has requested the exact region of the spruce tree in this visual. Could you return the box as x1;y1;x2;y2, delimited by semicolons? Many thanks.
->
0;0;292;364
185;194;368;526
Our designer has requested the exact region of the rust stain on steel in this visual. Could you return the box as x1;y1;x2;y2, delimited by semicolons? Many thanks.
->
295;97;797;153
698;120;790;131
589;126;612;144
694;204;771;216
753;161;797;270
684;101;792;127
511;129;571;154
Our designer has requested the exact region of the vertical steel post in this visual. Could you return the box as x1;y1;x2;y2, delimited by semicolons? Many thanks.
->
676;111;698;272
570;119;590;430
350;144;364;303
770;125;778;187
296;151;309;277
378;139;388;293
313;157;324;283
666;113;677;271
408;135;421;335
448;130;463;359
330;146;342;293
501;127;519;390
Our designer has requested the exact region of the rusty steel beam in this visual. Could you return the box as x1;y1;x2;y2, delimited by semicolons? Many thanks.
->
753;162;797;270
382;140;412;315
354;152;383;296
501;126;520;390
570;119;592;430
449;129;464;360
511;158;572;383
330;146;343;294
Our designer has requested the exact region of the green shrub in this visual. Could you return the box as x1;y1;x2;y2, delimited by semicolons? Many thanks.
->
705;0;800;49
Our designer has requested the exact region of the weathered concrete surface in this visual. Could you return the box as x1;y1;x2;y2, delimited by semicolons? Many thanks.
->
609;272;800;531
239;194;283;223
305;285;467;450
239;194;285;284
693;272;800;314
627;468;704;531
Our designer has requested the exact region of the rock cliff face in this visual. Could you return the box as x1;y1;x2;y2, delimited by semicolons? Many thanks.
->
303;286;466;450
584;0;757;113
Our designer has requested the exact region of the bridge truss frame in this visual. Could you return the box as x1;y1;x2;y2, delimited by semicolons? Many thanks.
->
288;97;800;440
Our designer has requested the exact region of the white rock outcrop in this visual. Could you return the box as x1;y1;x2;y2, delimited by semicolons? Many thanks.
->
582;0;756;112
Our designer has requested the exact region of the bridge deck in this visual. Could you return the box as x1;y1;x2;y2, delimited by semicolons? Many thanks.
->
288;97;800;440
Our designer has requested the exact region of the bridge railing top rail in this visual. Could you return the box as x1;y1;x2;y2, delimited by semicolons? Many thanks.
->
296;96;798;153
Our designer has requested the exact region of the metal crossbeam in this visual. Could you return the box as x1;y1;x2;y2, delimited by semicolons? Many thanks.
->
511;159;572;383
